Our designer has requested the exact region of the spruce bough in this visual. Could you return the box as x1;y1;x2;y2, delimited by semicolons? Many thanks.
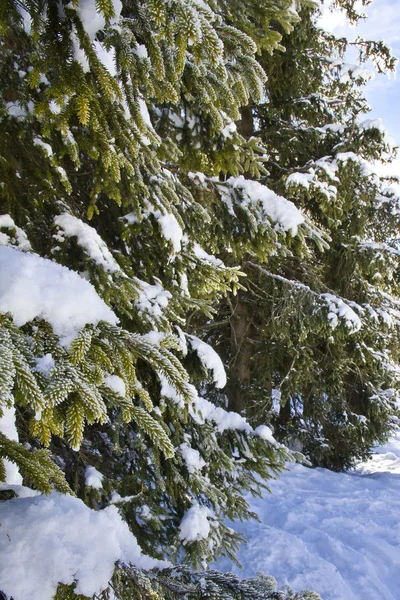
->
0;0;399;598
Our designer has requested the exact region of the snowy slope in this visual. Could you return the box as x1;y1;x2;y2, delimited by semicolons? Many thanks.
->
215;433;400;600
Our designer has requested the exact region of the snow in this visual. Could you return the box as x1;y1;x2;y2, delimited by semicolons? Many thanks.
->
71;31;90;72
104;374;126;397
193;243;224;267
320;293;362;332
158;367;275;441
75;0;106;39
49;100;62;115
188;171;208;187
187;334;227;388
134;279;171;323
228;176;305;235
5;101;32;119
176;326;188;355
0;214;31;251
179;502;213;544
220;113;237;139
159;372;185;409
360;118;392;137
93;41;117;76
84;465;104;489
16;2;32;33
110;491;134;504
191;395;255;436
54;213;120;272
71;0;122;71
0;492;168;600
34;353;55;378
33;137;53;157
180;272;190;297
356;434;400;476
157;352;275;441
123;207;182;253
215;431;400;600
254;424;276;444
138;97;153;129
0;406;23;485
286;172;314;189
156;212;183;253
286;150;384;204
330;60;374;84
0;246;118;344
133;44;148;59
179;442;206;473
143;331;166;345
74;0;121;37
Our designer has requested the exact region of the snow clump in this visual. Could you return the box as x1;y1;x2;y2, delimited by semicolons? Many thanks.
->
179;502;214;544
54;213;120;272
187;334;227;388
84;465;104;490
0;246;118;344
0;492;168;600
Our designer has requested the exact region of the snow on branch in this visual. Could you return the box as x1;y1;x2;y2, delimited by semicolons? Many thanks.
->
320;293;362;333
54;213;121;272
0;246;118;344
246;262;363;332
179;502;213;544
0;214;31;251
0;492;168;600
187;334;227;388
245;262;317;295
227;176;305;235
0;407;23;486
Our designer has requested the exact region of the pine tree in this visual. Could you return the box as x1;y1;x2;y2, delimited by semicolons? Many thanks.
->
202;0;400;470
0;1;323;598
1;0;398;597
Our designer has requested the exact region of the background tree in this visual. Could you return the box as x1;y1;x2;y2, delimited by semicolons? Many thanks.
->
201;0;400;470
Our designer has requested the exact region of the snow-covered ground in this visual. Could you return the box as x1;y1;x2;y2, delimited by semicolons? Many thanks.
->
2;431;400;600
215;432;400;600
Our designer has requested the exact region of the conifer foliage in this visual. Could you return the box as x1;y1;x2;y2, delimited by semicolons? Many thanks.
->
205;1;400;470
0;0;399;598
0;0;316;597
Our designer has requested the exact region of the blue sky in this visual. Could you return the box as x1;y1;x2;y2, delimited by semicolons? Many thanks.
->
320;0;400;173
351;0;400;142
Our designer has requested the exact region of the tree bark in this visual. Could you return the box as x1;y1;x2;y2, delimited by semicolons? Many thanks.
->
237;105;254;139
228;293;254;413
227;106;255;413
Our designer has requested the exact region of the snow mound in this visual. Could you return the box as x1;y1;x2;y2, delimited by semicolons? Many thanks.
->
320;292;362;332
0;246;118;343
214;431;400;600
156;211;183;254
0;214;31;251
0;492;168;600
356;433;400;477
104;374;126;397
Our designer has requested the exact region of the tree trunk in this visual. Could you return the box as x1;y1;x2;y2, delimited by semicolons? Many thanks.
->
237;105;254;139
228;293;253;413
227;107;255;413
